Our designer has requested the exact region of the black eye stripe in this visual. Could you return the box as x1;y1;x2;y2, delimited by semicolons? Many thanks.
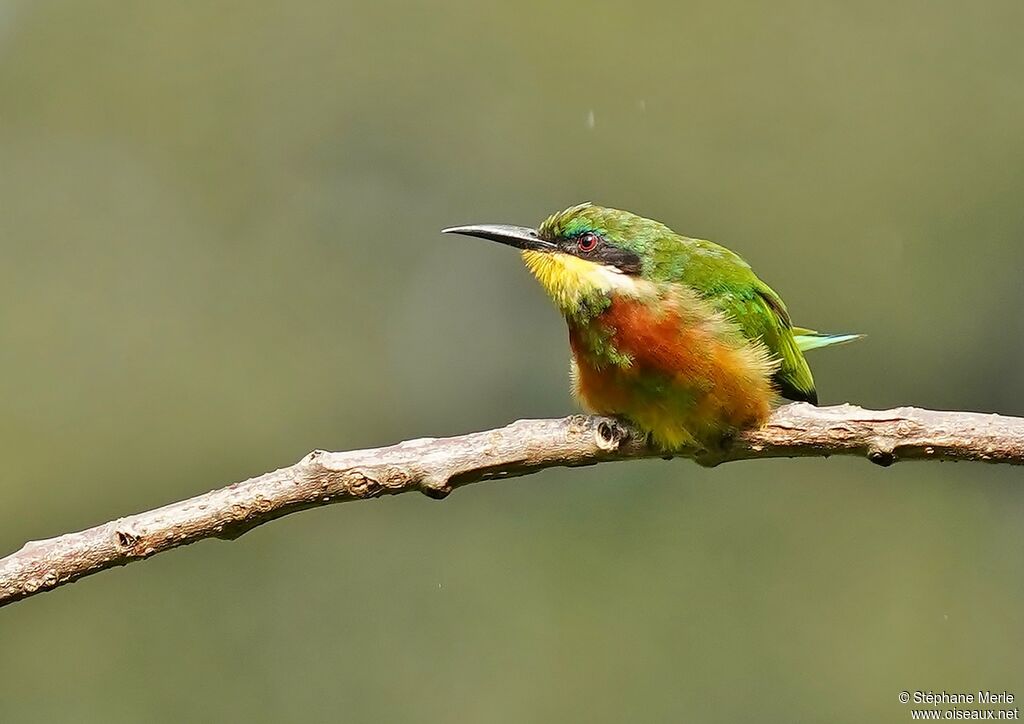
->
560;232;643;275
599;247;643;275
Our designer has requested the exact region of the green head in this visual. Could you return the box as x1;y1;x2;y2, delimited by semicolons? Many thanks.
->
443;202;684;316
536;202;675;273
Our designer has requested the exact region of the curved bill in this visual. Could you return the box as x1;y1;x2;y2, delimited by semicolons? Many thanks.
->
441;224;557;251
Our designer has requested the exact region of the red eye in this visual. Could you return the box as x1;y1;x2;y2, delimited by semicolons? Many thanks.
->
577;232;599;252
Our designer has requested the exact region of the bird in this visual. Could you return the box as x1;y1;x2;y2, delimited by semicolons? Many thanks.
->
443;203;860;451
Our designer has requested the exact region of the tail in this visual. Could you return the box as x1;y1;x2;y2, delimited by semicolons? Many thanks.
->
793;327;864;352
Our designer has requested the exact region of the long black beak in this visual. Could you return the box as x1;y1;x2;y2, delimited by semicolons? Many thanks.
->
441;224;557;252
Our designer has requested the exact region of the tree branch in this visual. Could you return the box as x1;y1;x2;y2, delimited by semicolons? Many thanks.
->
2;403;1022;608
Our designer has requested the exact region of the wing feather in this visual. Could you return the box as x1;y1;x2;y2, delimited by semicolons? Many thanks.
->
658;237;817;403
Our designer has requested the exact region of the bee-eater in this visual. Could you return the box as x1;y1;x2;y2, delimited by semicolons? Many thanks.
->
443;203;860;450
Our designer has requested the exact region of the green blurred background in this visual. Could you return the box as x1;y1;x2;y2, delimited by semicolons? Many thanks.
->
2;1;1023;721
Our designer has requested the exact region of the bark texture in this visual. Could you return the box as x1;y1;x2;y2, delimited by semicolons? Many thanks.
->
2;403;1022;608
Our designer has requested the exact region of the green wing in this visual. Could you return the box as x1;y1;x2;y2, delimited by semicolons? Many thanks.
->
733;282;818;404
655;235;818;404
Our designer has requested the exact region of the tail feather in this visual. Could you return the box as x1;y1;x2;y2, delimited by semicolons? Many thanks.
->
793;328;864;353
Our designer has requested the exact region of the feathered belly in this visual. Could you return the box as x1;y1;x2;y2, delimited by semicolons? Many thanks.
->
568;295;777;449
